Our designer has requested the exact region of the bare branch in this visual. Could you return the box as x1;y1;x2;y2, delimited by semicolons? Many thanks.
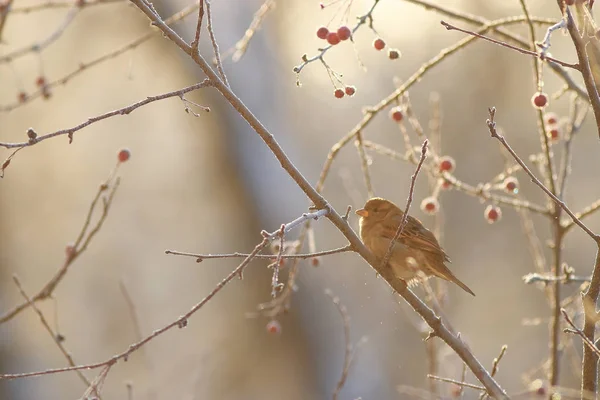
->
440;20;579;70
486;108;597;240
0;80;212;149
380;140;428;269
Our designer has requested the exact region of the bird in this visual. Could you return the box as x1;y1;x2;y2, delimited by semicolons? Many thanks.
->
355;197;475;296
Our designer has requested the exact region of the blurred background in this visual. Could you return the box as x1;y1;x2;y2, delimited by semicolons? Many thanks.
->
1;0;599;398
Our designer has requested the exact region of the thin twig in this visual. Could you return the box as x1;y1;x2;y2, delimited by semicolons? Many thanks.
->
427;375;485;391
562;6;600;139
0;208;329;381
10;0;123;13
124;3;509;396
355;131;374;198
11;275;93;389
205;0;228;87
562;308;600;358
327;289;354;400
486;108;597;240
190;0;204;51
440;20;579;70
380;140;428;269
165;244;353;261
222;0;276;62
0;1;201;113
0;176;121;324
480;345;507;400
523;273;591;284
0;80;212;149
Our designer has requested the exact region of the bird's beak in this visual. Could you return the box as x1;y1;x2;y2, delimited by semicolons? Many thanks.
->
355;208;368;217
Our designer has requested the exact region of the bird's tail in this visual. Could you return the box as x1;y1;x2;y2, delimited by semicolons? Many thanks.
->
427;261;475;296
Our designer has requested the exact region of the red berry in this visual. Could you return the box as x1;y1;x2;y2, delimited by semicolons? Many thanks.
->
390;107;403;122
311;257;320;267
18;92;27;103
536;387;546;395
317;26;329;40
118;148;131;162
438;156;456;173
344;86;356;96
388;49;400;60
373;38;385;50
531;92;548;109
503;177;518;193
440;179;452;190
337;26;351;41
266;320;281;334
485;205;502;223
547;127;560;142
420;197;439;215
327;32;340;45
544;112;558;125
35;76;46;87
334;88;345;99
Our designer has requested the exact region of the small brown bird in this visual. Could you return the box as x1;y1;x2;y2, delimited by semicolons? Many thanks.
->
356;197;475;296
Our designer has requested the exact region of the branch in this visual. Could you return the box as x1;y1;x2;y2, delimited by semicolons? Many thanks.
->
0;209;329;380
562;308;600;359
11;275;93;389
440;20;579;70
0;80;212;149
190;0;204;51
563;6;600;139
486;107;597;240
0;175;121;324
114;3;512;397
381;140;428;269
165;244;353;262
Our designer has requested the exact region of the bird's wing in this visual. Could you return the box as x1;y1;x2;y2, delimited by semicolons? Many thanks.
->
380;213;451;262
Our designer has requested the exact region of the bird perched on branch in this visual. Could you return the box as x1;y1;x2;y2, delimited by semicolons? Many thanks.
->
356;197;475;296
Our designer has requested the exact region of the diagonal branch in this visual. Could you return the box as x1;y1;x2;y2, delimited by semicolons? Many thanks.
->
125;2;509;397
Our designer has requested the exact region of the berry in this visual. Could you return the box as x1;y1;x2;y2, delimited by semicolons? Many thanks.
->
337;26;351;41
373;38;385;50
18;92;27;103
317;27;329;40
266;320;281;334
438;156;456;173
420;197;439;215
544;112;558;125
344;86;356;96
531;92;548;109
35;76;46;87
390;107;404;122
334;88;345;99
326;32;340;45
485;205;502;223
311;257;320;267
388;49;400;60
118;148;131;162
547;127;560;142
503;177;518;194
440;179;452;190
